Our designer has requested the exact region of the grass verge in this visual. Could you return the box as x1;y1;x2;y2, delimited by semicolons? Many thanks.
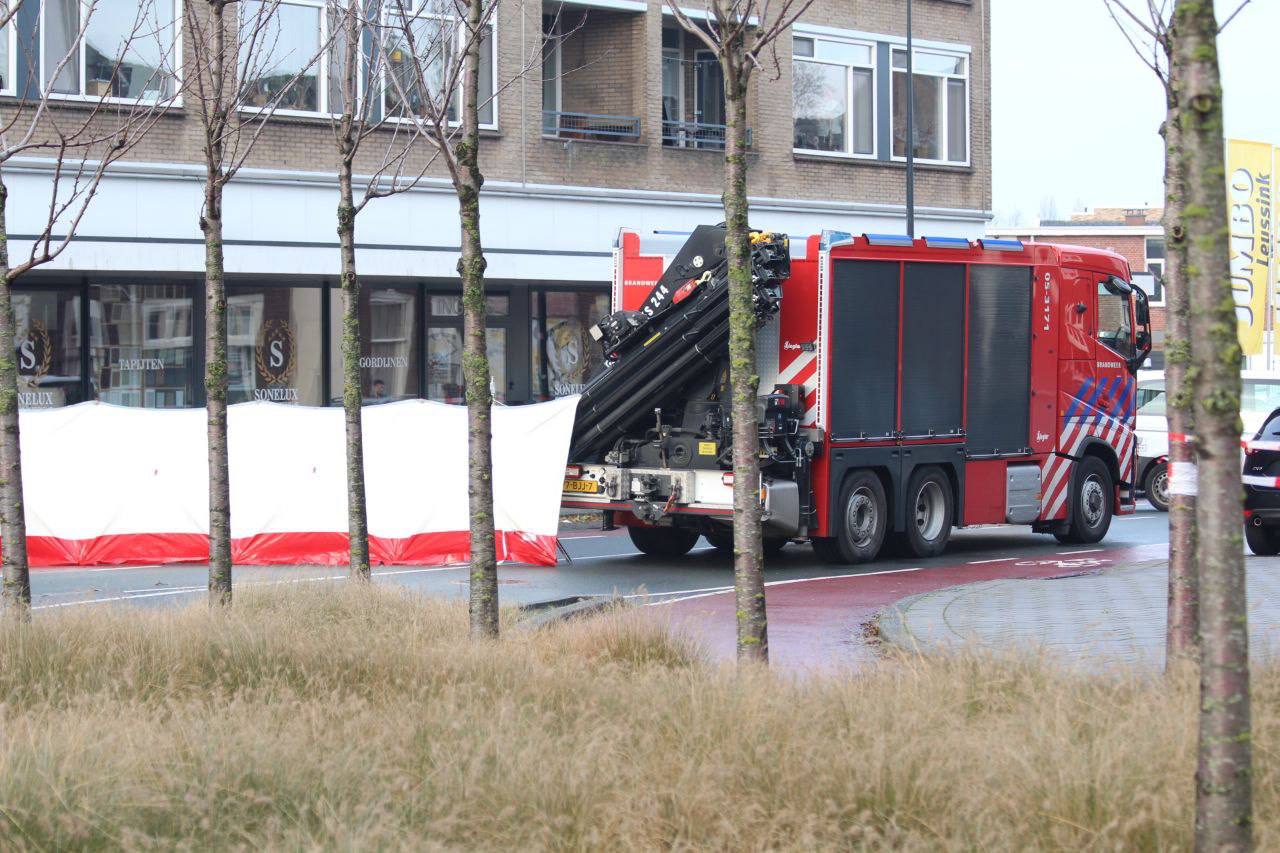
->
0;584;1274;849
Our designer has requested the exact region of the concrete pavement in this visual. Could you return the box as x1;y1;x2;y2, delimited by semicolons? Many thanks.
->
878;555;1280;669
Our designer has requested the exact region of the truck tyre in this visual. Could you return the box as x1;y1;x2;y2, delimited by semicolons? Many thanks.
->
1054;456;1113;545
627;526;700;558
1246;522;1280;556
1144;462;1170;512
817;470;888;564
704;528;787;557
903;466;953;558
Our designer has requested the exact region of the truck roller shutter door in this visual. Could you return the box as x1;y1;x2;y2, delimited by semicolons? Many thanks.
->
967;265;1033;455
829;260;898;440
902;263;965;436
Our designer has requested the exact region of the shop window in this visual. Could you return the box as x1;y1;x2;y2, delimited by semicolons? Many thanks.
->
44;0;179;100
14;288;83;408
531;290;609;400
426;327;506;403
89;283;193;408
226;285;324;405
328;286;419;403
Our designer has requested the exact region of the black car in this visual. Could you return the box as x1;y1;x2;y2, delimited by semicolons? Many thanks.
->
1244;407;1280;554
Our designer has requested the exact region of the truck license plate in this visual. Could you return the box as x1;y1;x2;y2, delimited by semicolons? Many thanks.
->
563;478;601;494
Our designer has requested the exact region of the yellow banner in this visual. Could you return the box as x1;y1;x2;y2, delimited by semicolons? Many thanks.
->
1226;139;1273;355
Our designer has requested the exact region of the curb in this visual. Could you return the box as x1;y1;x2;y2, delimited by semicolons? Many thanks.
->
517;594;626;630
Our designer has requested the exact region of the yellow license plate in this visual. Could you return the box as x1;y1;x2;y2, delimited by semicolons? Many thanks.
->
563;478;601;494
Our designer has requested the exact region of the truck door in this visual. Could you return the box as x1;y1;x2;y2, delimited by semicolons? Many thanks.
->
1091;274;1140;495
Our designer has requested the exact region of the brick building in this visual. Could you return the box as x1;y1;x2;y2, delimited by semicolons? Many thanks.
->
10;0;991;410
987;208;1168;367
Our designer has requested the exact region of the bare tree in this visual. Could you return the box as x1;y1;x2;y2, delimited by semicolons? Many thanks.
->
183;0;328;606
0;0;179;619
1102;0;1201;662
667;0;813;663
1173;0;1251;846
379;0;504;636
327;0;434;581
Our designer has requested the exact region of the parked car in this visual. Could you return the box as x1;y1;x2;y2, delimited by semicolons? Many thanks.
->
1134;370;1280;512
1244;407;1280;554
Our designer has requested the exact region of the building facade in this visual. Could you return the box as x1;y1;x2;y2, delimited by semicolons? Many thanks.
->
10;0;991;411
988;208;1168;367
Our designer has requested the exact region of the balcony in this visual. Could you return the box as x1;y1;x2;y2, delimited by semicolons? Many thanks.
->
661;120;752;151
543;110;641;143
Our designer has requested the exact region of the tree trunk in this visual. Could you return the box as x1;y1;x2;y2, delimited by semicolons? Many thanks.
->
1176;2;1252;847
0;174;30;620
203;183;232;607
721;49;767;663
457;0;498;638
336;5;370;582
1161;54;1198;664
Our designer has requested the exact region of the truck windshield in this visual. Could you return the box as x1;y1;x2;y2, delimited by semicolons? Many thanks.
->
1097;282;1133;358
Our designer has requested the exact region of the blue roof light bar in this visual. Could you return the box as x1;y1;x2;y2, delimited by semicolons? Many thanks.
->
863;233;915;248
923;235;971;250
977;238;1025;252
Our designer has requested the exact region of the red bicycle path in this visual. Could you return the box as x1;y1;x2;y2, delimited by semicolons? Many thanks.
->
649;540;1170;669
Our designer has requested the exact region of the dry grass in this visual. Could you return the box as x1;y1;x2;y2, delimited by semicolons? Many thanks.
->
0;585;1275;850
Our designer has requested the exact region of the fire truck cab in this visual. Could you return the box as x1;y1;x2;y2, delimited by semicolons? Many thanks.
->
562;228;1151;563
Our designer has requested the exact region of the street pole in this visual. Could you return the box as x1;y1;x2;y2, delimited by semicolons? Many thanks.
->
905;0;915;238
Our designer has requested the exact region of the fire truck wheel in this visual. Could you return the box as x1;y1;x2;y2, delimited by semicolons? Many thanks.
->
828;470;888;564
1054;456;1113;545
1246;522;1280;556
627;525;700;558
903;467;953;558
1143;462;1170;512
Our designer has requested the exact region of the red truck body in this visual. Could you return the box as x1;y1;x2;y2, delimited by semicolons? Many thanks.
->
567;228;1147;559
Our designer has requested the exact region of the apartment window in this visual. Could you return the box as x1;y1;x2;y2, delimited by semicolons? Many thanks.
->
793;36;874;157
892;48;968;164
43;0;179;100
240;0;331;114
0;19;14;95
384;4;495;127
89;283;195;408
1143;235;1166;304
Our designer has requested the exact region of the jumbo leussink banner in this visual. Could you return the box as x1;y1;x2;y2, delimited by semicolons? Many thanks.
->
1226;138;1274;356
18;397;578;567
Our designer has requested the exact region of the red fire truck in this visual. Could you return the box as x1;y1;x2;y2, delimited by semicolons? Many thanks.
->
562;226;1151;563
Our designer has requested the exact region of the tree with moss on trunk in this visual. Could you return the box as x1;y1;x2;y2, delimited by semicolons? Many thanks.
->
0;0;178;620
379;0;505;636
327;0;436;581
184;0;330;606
667;0;813;663
1173;0;1252;846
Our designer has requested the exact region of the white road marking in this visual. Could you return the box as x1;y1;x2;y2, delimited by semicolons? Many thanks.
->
564;546;716;562
34;588;202;610
1056;548;1105;555
648;566;927;606
967;556;1016;565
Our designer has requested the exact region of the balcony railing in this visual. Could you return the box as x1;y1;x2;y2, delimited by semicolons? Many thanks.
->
662;120;752;150
542;110;641;143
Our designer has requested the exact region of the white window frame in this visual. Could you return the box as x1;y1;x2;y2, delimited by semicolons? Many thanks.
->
381;1;499;131
0;18;16;97
791;34;877;160
890;46;970;167
237;0;332;118
40;0;184;105
1144;236;1167;306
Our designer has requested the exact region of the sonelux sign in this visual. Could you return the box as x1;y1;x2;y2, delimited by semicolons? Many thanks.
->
1226;138;1273;357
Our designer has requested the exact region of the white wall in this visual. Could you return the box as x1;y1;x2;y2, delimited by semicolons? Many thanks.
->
3;159;990;282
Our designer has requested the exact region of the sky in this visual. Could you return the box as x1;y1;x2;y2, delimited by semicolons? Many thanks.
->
991;0;1278;225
